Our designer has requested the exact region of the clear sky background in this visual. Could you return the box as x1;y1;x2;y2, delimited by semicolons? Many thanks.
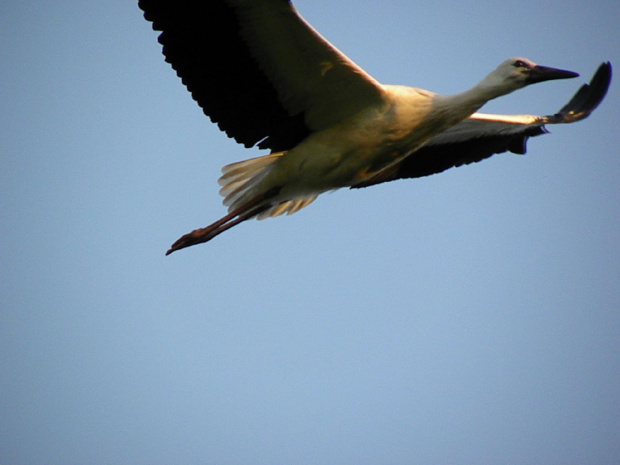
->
2;1;619;464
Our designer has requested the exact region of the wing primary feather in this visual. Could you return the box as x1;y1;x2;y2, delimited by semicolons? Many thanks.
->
139;0;311;151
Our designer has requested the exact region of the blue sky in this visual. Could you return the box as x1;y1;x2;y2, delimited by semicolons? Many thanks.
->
2;1;619;463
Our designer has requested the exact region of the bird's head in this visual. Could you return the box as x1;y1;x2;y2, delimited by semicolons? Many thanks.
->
484;57;579;93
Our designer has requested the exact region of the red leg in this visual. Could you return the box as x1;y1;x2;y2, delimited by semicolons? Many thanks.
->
165;188;279;255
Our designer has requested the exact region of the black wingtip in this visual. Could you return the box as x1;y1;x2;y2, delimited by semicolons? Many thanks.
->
556;62;612;120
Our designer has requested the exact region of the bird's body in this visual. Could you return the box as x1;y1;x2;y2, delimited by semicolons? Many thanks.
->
138;0;611;254
224;86;437;208
224;75;519;212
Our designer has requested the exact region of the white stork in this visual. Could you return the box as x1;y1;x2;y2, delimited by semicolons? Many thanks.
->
138;0;611;254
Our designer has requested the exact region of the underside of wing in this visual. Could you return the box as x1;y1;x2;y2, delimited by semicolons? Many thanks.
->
353;62;611;188
138;0;385;152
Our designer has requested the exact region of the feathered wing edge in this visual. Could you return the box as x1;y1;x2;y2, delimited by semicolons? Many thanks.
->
138;0;384;152
353;62;611;188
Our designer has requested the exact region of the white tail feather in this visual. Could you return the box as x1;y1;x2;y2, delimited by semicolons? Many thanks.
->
218;153;282;210
218;153;316;218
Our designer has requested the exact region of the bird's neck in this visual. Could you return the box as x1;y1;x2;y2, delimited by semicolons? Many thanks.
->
432;81;511;126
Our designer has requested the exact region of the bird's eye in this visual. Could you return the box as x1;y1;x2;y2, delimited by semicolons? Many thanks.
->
513;60;528;69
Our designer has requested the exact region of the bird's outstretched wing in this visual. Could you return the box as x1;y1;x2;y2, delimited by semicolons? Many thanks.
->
353;62;612;188
138;0;384;152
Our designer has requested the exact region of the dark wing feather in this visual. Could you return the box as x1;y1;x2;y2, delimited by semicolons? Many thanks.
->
353;62;611;188
138;0;384;153
139;0;305;151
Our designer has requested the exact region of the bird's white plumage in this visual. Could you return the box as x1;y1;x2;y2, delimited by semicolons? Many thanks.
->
137;0;610;254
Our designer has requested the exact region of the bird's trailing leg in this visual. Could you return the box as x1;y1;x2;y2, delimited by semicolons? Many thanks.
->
165;188;280;255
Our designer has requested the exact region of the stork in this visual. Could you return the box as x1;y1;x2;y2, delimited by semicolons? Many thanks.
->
138;0;611;254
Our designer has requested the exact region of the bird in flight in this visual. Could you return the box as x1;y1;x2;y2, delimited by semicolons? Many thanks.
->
138;0;611;254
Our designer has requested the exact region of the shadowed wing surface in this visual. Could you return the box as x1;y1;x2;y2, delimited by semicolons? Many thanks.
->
354;62;612;187
138;0;384;152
